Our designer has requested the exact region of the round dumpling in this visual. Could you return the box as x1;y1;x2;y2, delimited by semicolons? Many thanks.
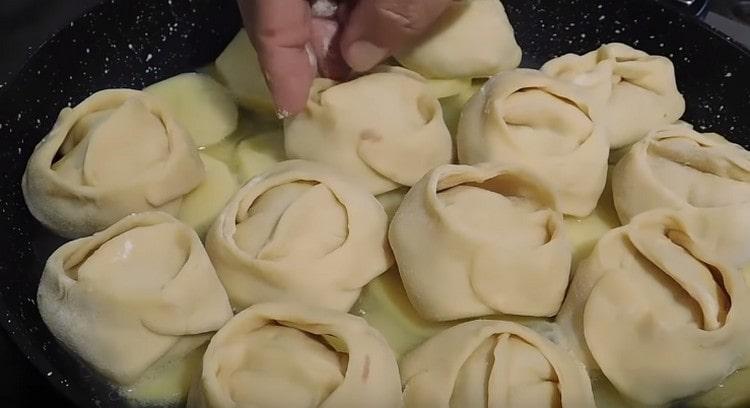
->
457;69;609;217
556;209;750;405
284;67;453;195
186;302;402;408
401;319;596;408
395;0;522;79
22;89;205;238
542;43;685;148
37;212;233;385
612;125;750;223
390;163;570;321
205;160;393;312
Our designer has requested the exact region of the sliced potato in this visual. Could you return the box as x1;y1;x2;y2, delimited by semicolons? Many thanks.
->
351;268;452;357
563;167;620;268
236;129;286;183
376;187;409;221
215;30;275;114
441;80;483;135
145;72;238;147
178;153;239;237
424;77;472;99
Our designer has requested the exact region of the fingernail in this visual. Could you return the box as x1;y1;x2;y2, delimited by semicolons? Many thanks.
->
346;41;388;72
305;42;319;75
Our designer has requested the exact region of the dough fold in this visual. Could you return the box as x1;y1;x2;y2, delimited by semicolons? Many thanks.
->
457;69;609;217
400;319;596;408
390;163;571;321
395;0;522;79
613;125;750;222
22;89;205;238
556;209;750;405
542;42;685;148
285;67;453;195
206;160;393;312
187;302;402;408
612;126;750;265
37;212;233;385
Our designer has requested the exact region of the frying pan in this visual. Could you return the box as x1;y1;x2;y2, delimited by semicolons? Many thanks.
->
0;0;748;406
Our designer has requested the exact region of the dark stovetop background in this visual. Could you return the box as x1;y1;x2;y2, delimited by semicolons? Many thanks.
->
1;3;98;406
0;0;748;407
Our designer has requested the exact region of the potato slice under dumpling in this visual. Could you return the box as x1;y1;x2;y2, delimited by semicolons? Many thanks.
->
236;129;286;183
178;153;239;237
215;30;275;114
145;72;238;147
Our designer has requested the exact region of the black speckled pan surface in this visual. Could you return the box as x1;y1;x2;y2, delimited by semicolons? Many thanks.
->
0;0;747;406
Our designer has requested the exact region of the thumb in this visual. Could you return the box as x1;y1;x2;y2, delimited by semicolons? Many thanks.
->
340;0;453;72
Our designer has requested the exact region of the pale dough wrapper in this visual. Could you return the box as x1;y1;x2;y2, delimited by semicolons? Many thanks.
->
22;89;205;238
556;209;750;405
187;302;402;408
284;67;453;195
205;160;393;312
457;69;609;217
37;212;233;385
390;163;571;321
612;125;750;222
401;320;596;408
542;43;685;148
395;0;522;79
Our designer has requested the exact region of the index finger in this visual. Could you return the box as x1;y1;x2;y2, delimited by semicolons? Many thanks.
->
238;0;315;117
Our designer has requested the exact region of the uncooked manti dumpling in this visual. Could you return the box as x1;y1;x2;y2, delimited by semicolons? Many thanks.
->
612;125;750;223
37;212;233;385
206;160;393;312
187;302;402;408
395;0;522;79
556;209;750;405
390;163;571;321
458;69;609;217
542;42;685;148
401;320;596;408
22;89;205;238
284;67;453;195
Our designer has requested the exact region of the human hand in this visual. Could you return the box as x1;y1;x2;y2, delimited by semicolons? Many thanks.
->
237;0;454;117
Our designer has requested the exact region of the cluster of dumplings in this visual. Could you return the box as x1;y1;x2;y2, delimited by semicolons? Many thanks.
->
21;0;750;407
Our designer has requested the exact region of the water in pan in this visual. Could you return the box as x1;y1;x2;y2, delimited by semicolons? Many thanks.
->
0;0;749;407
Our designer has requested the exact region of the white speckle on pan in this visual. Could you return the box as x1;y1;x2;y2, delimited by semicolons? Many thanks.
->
47;371;53;377
725;72;733;77
145;53;153;62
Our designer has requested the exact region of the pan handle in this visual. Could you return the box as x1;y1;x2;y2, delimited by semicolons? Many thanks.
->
659;0;712;17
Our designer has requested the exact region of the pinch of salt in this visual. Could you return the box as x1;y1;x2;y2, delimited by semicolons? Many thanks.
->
312;0;338;18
